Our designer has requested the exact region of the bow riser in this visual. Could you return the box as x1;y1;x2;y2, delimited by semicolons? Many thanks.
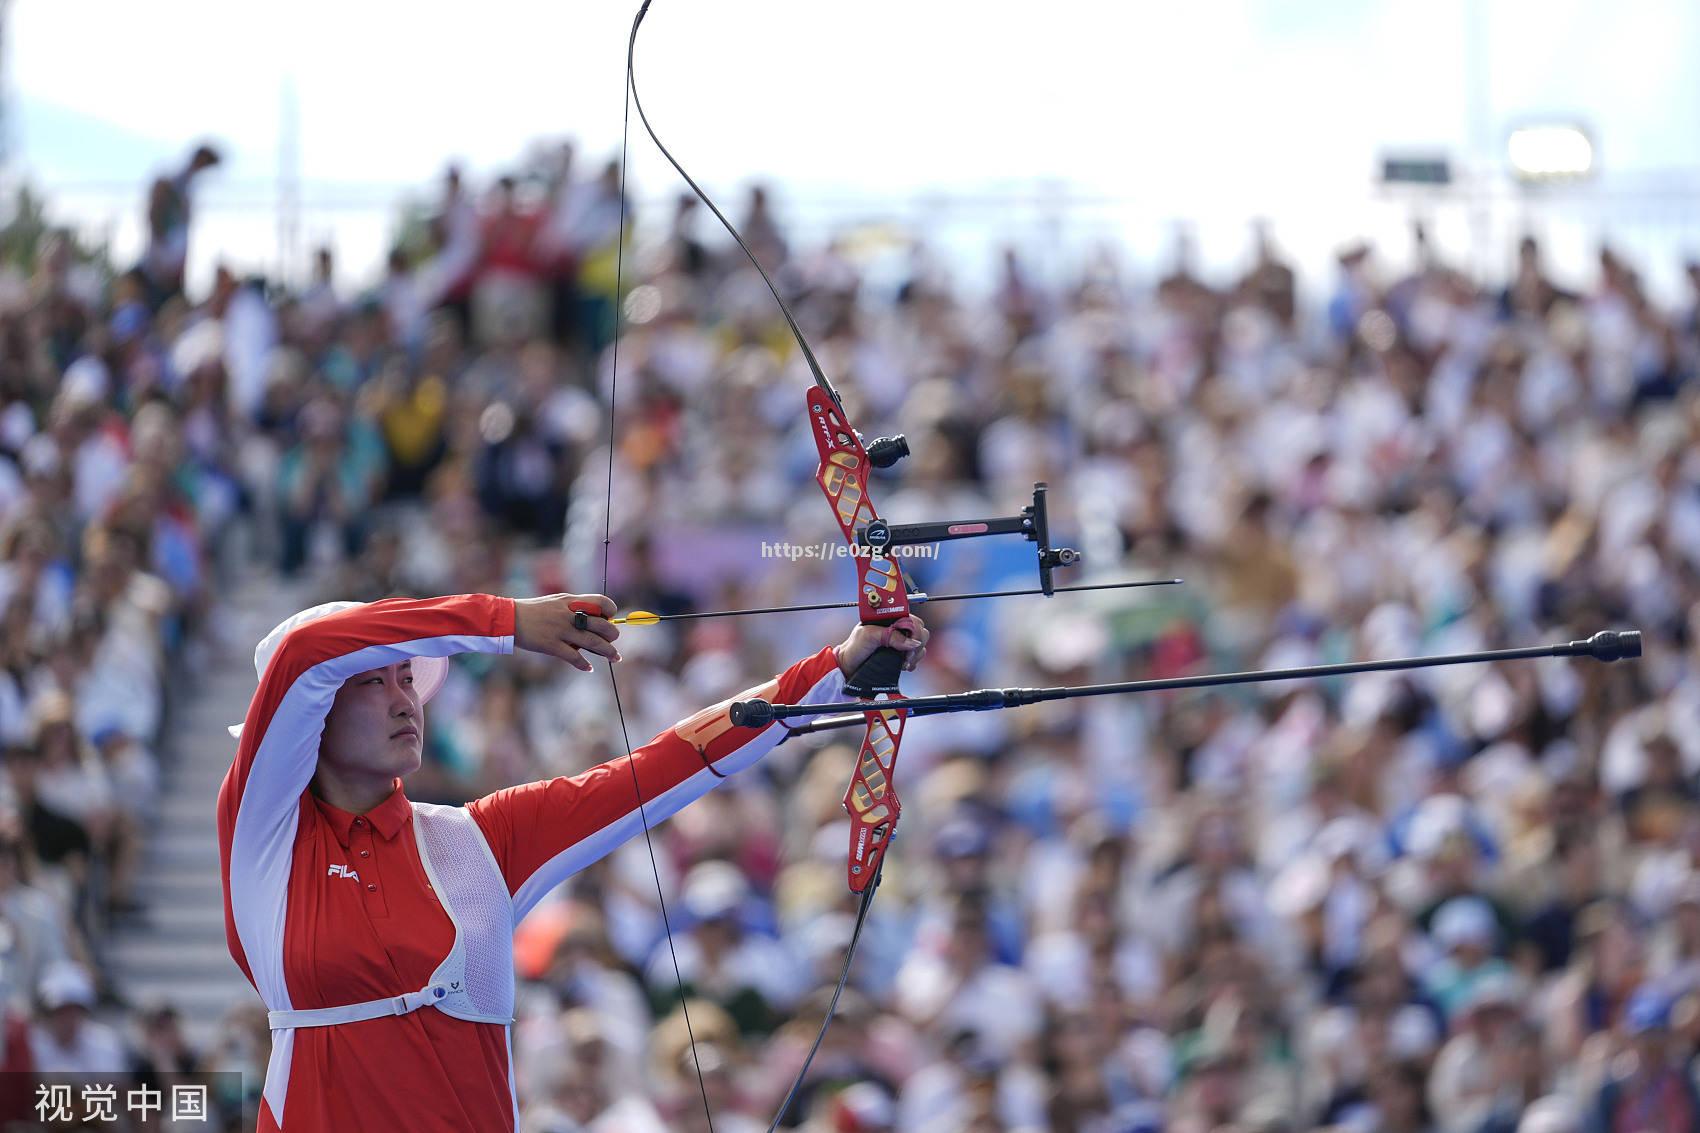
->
808;388;912;890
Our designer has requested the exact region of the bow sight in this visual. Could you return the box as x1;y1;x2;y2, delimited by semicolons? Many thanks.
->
858;482;1081;596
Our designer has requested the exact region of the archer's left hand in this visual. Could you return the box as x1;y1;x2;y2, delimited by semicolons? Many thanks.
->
836;614;930;679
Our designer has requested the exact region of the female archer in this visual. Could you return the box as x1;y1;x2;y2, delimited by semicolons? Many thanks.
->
216;591;927;1132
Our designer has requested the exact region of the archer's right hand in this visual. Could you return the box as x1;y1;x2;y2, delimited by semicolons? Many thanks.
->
514;594;622;672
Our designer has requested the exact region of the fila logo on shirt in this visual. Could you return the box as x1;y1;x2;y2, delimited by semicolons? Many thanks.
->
327;864;361;882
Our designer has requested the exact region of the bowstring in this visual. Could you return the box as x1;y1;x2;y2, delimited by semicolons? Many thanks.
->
762;862;879;1133
598;5;717;1130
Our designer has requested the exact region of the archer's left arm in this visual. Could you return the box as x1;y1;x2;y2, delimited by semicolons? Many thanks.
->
468;646;847;922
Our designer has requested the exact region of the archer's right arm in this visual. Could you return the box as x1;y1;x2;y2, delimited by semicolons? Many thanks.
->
215;594;516;994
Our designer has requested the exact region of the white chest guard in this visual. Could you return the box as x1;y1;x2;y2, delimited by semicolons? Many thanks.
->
266;803;516;1030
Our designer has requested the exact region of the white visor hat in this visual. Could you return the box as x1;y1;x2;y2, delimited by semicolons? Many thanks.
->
227;600;449;739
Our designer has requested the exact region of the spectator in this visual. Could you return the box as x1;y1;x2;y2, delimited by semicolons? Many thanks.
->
297;245;343;340
895;895;1043;1065
8;135;1700;1133
644;861;800;1038
139;143;221;307
28;961;125;1073
370;355;449;502
1423;896;1515;1024
1586;987;1700;1133
276;396;385;576
568;158;629;355
534;142;583;348
420;164;482;338
0;815;71;1011
474;176;547;348
129;1003;199;1091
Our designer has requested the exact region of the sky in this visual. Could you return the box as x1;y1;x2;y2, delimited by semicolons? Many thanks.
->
7;0;1700;299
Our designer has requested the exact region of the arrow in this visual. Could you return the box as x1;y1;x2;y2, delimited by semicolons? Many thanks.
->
590;578;1183;628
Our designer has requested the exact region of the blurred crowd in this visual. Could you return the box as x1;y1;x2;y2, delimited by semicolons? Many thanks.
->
1;133;1699;1133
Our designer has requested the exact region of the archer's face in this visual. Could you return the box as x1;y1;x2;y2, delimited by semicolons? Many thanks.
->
319;661;423;778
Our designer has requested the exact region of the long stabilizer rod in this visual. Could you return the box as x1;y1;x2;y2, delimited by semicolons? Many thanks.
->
728;630;1642;733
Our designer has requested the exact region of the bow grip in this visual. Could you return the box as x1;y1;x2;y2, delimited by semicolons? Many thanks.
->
844;643;905;698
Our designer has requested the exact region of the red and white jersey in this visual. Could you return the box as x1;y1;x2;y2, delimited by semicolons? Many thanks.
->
217;594;843;1131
